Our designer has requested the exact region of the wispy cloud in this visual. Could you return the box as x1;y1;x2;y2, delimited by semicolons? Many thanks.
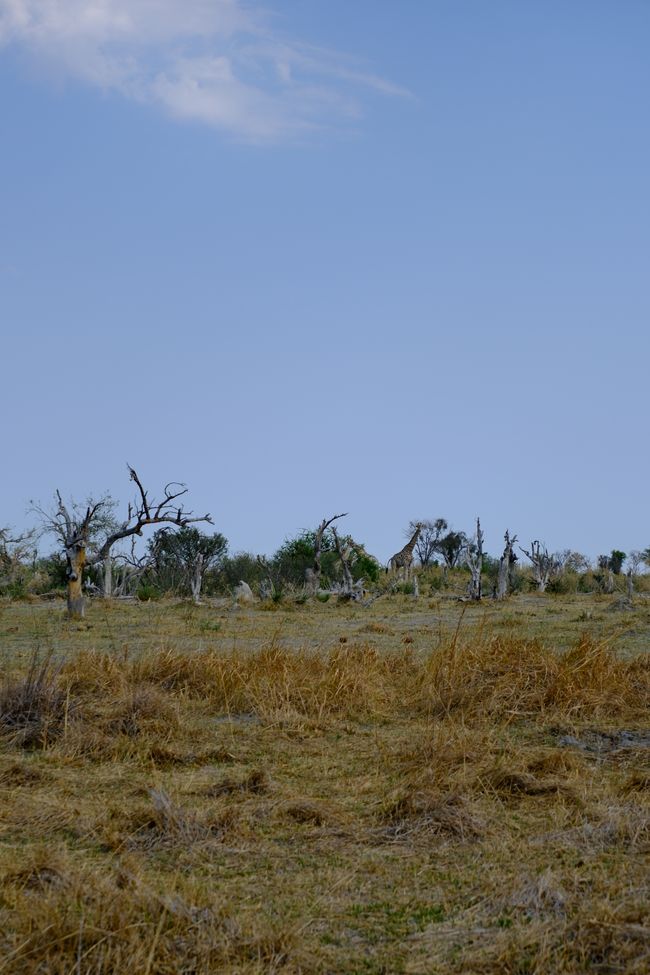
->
0;1;408;141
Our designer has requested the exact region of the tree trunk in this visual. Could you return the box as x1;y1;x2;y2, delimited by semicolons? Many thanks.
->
496;531;517;601
332;528;355;599
308;513;347;594
190;555;204;604
103;553;113;599
66;546;86;619
466;518;484;601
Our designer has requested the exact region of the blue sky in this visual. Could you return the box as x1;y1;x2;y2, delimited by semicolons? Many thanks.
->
1;1;648;562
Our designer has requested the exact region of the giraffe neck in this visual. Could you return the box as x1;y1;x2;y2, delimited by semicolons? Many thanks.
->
403;528;420;555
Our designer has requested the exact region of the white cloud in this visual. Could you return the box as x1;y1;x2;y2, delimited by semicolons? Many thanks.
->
0;0;408;141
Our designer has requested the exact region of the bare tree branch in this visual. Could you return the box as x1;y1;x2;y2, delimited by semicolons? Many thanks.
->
94;466;213;596
520;541;559;592
305;512;347;594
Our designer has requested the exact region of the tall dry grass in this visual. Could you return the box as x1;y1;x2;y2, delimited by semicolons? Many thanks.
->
56;631;650;729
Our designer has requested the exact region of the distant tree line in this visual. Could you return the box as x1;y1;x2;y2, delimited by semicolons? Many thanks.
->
1;466;649;616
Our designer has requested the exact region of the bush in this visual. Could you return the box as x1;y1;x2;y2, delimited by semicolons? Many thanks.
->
546;572;578;595
136;583;162;602
0;651;68;748
218;552;268;593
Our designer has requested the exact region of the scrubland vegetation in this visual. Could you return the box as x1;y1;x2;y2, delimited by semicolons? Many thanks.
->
1;590;649;973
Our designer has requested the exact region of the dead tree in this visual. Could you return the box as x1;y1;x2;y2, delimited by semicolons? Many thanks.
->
111;538;150;597
331;528;367;601
95;466;212;598
521;541;557;592
44;494;107;619
625;551;645;603
306;512;347;594
496;530;517;601
465;517;484;601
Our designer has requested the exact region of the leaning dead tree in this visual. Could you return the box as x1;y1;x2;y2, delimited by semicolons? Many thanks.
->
305;512;347;594
465;517;484;601
520;541;557;592
95;466;212;598
496;530;518;601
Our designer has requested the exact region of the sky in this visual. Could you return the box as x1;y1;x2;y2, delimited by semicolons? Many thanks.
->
1;0;649;563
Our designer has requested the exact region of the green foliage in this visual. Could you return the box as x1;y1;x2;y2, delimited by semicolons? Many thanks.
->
147;528;228;596
353;552;381;583
40;553;69;590
271;530;379;589
272;531;337;588
217;553;267;593
609;550;627;575
393;581;415;595
597;550;626;576
546;572;578;595
436;530;467;569
5;577;28;600
136;583;162;602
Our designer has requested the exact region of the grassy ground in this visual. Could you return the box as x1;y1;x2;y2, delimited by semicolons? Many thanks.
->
0;592;648;973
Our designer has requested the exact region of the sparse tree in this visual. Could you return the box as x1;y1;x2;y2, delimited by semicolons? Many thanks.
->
148;527;227;603
465;517;484;601
562;551;592;573
521;541;559;592
435;529;467;569
496;530;517;601
625;550;645;602
409;518;447;567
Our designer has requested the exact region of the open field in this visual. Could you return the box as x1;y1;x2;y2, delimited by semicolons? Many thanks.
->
1;592;649;973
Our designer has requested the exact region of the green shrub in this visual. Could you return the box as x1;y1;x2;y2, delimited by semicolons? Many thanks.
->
136;583;162;602
546;572;578;595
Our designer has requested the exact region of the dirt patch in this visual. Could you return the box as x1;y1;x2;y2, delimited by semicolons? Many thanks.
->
557;730;650;754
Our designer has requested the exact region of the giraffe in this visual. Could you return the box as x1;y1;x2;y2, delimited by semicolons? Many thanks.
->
388;524;423;581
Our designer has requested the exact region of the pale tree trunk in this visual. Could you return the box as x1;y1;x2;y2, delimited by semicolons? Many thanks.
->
496;531;517;601
332;528;355;599
103;554;113;599
66;544;86;619
190;554;205;604
466;517;484;601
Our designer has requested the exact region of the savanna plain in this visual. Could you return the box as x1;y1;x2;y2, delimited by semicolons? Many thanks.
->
1;591;649;974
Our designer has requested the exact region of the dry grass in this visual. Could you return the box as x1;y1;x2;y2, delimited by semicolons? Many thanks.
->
0;595;648;973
